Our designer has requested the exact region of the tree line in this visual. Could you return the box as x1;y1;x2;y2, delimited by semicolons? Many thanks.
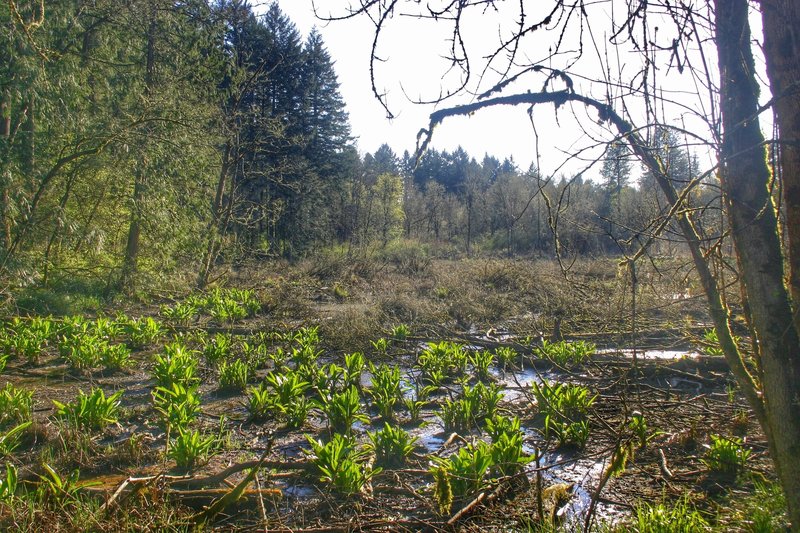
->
0;0;719;296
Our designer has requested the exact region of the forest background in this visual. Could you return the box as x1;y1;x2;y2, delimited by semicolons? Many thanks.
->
0;0;709;307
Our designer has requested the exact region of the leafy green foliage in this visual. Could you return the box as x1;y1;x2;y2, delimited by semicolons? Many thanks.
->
487;421;534;477
168;428;218;470
35;464;98;506
701;328;723;356
203;333;233;365
0;421;32;456
53;388;123;431
629;411;656;449
367;362;403;421
343;352;365;389
438;382;504;433
367;423;418;469
439;397;475;433
100;343;134;371
152;342;200;389
247;370;312;427
122;316;163;349
702;434;751;476
469;350;495;382
0;383;33;428
305;433;381;496
371;337;389;355
2;317;54;364
59;332;133;372
153;383;201;431
417;341;469;384
431;441;493;502
245;383;274;422
188;288;261;323
318;386;368;435
0;463;17;502
390;324;410;342
217;359;250;392
404;383;434;424
631;495;709;532
266;370;311;406
535;340;595;366
532;380;596;448
494;346;519;370
160;302;198;326
313;363;345;397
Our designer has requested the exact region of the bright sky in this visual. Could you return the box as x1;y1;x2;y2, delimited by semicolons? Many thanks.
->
270;1;769;182
273;0;583;176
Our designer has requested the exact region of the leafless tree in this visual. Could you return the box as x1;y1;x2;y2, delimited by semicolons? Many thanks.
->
318;1;800;527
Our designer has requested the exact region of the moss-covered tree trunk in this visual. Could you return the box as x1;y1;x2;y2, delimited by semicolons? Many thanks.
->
759;0;800;326
716;0;800;528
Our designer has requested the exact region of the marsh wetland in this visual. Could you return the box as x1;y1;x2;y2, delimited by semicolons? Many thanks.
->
0;258;786;531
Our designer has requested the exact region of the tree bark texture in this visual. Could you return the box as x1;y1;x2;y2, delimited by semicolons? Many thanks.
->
716;0;800;528
759;0;800;325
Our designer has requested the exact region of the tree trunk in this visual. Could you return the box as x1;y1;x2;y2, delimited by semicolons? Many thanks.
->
199;141;234;288
0;89;9;138
121;2;158;293
759;0;800;328
716;0;800;527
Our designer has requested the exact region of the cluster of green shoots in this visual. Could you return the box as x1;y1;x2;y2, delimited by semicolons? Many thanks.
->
531;380;596;448
53;388;123;432
162;287;261;325
438;382;504;433
416;341;469;387
0;314;164;373
632;494;709;531
0;316;55;364
58;320;133;372
149;340;224;470
431;414;533;514
305;433;381;496
535;339;596;367
702;434;751;477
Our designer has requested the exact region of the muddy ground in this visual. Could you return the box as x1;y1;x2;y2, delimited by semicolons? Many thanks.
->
0;257;775;531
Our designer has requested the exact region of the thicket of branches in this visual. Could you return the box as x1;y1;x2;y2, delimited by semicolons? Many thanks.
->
317;0;800;528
